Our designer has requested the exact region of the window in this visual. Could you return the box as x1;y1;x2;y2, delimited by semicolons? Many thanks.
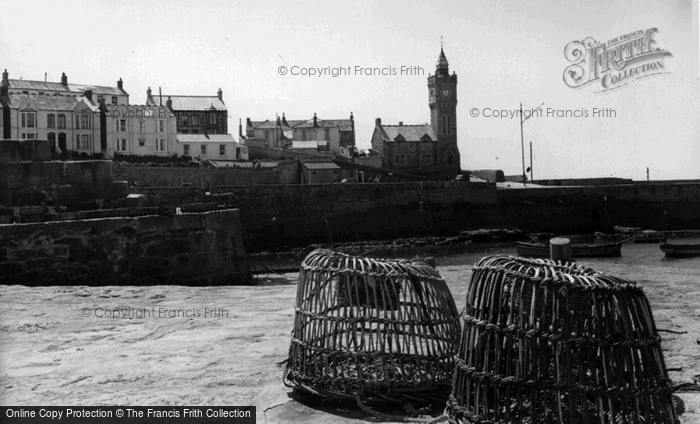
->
111;96;118;105
219;144;226;156
420;153;433;164
47;114;56;129
116;138;127;152
76;114;91;129
324;129;330;140
57;114;66;129
156;139;166;152
191;115;198;126
201;145;207;155
117;119;126;131
21;112;37;128
191;129;199;134
208;113;216;124
183;144;190;156
139;121;145;132
309;129;316;140
159;120;164;132
138;137;145;147
446;151;454;164
79;135;91;150
394;154;406;165
21;133;36;139
182;115;189;126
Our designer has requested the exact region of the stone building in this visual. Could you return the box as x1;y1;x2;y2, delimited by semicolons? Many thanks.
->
146;88;227;135
175;134;248;161
371;48;461;177
243;112;355;154
105;104;177;157
1;69;128;105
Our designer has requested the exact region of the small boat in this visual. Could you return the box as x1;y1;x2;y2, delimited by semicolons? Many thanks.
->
516;241;623;258
660;242;700;258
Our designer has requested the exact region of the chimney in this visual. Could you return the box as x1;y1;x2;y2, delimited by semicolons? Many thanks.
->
282;113;287;126
166;96;172;110
84;90;92;101
217;88;222;101
313;113;317;127
239;118;243;137
375;118;382;127
147;86;152;101
398;121;403;126
117;78;123;90
159;87;162;106
350;111;354;122
246;117;252;127
61;72;68;86
2;69;8;84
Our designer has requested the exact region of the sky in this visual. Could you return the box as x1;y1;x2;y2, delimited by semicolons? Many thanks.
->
1;0;698;180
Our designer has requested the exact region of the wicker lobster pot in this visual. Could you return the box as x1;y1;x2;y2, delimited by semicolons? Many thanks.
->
448;255;678;424
283;249;461;409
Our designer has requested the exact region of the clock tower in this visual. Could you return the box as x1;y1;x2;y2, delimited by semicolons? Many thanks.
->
428;47;460;167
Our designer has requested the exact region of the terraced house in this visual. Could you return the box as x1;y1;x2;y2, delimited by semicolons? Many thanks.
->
145;87;227;135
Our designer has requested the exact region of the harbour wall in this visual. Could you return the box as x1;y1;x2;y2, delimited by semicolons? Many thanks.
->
0;209;250;285
131;181;700;251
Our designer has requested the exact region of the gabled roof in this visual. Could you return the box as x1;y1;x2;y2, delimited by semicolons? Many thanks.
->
294;118;338;129
380;123;436;142
7;94;96;111
177;134;237;143
8;79;126;96
249;116;353;131
151;95;226;111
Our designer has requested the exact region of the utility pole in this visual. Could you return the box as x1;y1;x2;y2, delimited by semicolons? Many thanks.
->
520;103;525;185
530;141;533;181
646;167;649;181
519;102;543;185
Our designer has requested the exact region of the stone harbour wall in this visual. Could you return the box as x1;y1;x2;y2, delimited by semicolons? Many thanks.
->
0;209;249;286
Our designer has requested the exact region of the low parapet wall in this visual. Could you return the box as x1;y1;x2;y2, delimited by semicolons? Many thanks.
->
0;208;249;285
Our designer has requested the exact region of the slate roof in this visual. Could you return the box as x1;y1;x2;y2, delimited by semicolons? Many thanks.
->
176;134;237;143
249;116;353;131
8;79;126;96
151;95;226;111
301;162;340;170
7;94;95;111
380;124;436;142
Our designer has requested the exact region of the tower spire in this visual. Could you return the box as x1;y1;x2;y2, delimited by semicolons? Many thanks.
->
436;37;449;76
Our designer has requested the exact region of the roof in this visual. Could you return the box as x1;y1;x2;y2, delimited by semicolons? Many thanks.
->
301;162;340;170
151;95;226;111
8;79;126;96
380;124;436;142
176;134;237;143
7;94;95;111
249;115;353;131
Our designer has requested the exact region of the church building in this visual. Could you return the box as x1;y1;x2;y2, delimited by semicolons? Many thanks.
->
370;47;461;178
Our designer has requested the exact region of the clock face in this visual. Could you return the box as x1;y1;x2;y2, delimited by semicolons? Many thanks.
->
441;89;452;98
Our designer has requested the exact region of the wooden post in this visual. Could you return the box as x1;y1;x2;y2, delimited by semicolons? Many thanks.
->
550;237;572;263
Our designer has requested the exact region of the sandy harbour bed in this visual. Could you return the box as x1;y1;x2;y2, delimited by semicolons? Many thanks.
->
1;255;699;423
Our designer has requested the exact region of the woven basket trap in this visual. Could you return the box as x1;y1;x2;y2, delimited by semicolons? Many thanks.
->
283;249;461;408
447;255;678;424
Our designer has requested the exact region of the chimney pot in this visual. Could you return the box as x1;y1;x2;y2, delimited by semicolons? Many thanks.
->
375;118;382;127
117;78;123;90
217;88;222;100
61;72;68;86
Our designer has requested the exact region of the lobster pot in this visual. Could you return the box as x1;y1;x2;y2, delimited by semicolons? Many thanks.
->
284;249;461;405
448;255;678;424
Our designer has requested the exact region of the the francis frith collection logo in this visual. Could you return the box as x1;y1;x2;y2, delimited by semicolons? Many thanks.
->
563;28;672;92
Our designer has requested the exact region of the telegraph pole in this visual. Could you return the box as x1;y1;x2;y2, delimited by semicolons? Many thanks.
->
520;103;525;184
530;141;533;181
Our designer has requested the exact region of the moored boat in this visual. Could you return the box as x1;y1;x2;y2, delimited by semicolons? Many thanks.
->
515;241;623;258
660;242;700;258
